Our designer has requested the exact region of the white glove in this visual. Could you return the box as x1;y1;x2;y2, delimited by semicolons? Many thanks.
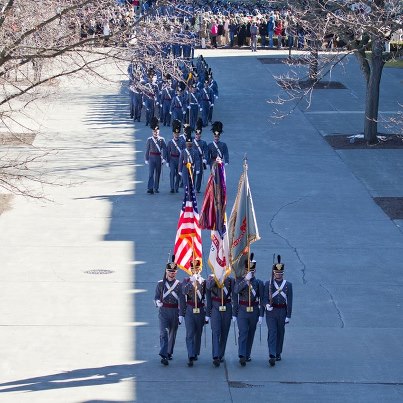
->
142;102;145;106
225;163;228;166
232;316;237;323
285;317;290;324
199;108;203;112
183;111;186;114
161;159;166;165
156;102;159;106
258;316;263;325
245;271;253;281
205;316;210;323
179;172;182;176
202;159;207;164
178;316;184;325
187;105;190;109
196;171;200;175
156;300;163;308
211;104;214;107
145;160;149;165
169;111;172;114
266;304;273;311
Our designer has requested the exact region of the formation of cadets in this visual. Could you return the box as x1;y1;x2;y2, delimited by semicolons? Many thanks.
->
137;54;229;196
154;254;293;368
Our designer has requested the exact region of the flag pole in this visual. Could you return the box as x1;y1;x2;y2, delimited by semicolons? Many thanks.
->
192;236;198;312
243;156;252;310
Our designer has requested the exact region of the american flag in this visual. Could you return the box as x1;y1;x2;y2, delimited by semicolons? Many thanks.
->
174;180;202;274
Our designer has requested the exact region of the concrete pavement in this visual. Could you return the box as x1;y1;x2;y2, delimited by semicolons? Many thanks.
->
0;48;402;402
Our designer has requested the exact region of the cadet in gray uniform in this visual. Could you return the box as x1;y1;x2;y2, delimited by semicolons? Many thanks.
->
263;255;293;366
193;118;208;193
178;127;201;192
145;117;167;194
181;258;207;367
166;119;185;193
206;274;235;367
207;121;229;169
154;256;185;365
234;254;264;366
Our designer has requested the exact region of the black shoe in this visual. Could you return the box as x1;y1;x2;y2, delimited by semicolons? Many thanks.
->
239;356;246;367
147;189;154;194
194;355;198;361
213;358;220;367
161;357;169;366
276;355;281;361
167;354;172;360
170;189;175;193
246;357;251;362
154;189;159;193
269;356;276;367
175;189;179;193
187;357;194;367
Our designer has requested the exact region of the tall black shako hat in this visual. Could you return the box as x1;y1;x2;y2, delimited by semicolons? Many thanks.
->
172;119;181;134
166;255;178;272
211;121;223;136
272;255;284;274
195;118;203;134
244;252;256;272
185;125;193;143
150;117;159;131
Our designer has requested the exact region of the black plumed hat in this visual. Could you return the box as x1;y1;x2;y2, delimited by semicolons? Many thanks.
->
211;121;223;135
150;117;159;130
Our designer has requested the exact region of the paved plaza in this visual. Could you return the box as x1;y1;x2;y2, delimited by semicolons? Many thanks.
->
0;48;402;402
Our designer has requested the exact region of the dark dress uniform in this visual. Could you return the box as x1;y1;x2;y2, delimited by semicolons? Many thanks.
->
166;135;185;193
181;273;206;366
263;256;293;365
154;274;185;364
193;123;208;193
144;118;167;194
206;275;235;366
234;269;264;366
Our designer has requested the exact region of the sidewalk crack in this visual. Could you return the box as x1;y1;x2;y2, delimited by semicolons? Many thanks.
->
320;284;345;328
269;197;307;284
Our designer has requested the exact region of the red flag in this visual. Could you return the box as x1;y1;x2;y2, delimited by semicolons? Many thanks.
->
174;179;202;274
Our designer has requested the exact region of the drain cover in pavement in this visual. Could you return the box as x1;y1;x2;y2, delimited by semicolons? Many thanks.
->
373;197;403;220
228;381;263;388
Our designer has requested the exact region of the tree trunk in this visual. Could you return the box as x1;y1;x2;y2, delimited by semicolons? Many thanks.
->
308;47;319;82
364;38;385;145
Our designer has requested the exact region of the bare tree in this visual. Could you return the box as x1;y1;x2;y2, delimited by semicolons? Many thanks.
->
0;0;198;197
272;0;402;144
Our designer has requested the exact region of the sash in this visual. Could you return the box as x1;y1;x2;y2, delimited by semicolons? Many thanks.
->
194;139;203;156
213;141;222;158
163;279;180;300
152;136;162;153
272;280;287;303
172;139;181;154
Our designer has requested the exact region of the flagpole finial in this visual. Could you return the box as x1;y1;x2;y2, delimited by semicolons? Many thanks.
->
243;154;248;171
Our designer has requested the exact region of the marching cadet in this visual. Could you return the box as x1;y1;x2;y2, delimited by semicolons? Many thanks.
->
154;255;185;366
199;79;214;127
187;83;200;132
207;71;219;123
170;87;187;124
264;255;293;366
206;274;235;367
207;121;229;169
166;119;185;193
181;258;207;367
234;254;265;366
145;117;167;194
193;118;208;193
160;74;174;126
178;126;201;191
